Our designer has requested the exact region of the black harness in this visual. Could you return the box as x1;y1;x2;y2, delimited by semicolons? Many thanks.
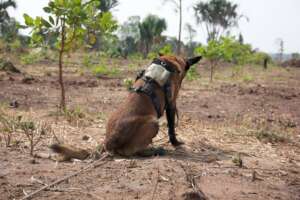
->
130;58;177;118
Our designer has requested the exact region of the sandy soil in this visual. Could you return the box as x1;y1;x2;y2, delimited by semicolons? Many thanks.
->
0;59;300;200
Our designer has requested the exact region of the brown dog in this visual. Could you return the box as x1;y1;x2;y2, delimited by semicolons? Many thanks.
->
50;55;201;159
104;55;201;156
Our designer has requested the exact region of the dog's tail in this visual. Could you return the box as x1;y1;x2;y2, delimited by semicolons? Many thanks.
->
49;143;90;161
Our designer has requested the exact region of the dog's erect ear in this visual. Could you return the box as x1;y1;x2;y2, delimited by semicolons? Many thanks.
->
186;56;202;70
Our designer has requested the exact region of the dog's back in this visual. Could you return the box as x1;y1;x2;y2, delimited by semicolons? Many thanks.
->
104;84;163;156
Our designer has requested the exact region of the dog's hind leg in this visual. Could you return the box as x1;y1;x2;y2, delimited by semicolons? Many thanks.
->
117;119;159;156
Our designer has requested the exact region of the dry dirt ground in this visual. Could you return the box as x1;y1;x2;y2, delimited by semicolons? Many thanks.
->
0;57;300;200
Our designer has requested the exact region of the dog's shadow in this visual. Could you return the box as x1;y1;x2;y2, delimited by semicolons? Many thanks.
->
133;141;248;163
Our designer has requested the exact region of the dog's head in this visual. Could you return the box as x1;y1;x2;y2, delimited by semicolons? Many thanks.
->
158;54;202;100
159;54;202;82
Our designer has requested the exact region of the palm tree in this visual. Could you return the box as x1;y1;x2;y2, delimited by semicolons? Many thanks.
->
0;0;16;23
98;0;119;12
138;15;167;58
0;0;17;40
194;0;242;41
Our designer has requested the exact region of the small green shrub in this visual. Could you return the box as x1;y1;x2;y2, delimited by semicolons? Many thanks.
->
19;120;50;156
147;52;157;60
128;53;143;60
243;74;253;82
255;129;287;144
64;107;86;123
83;54;93;68
123;78;134;90
92;65;120;77
20;50;44;65
9;39;22;52
159;44;172;55
186;65;200;81
0;113;22;147
231;65;243;78
249;52;271;65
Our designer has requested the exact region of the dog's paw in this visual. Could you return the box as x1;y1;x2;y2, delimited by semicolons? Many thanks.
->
171;139;184;147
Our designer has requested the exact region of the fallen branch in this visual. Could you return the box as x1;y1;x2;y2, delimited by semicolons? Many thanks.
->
21;153;109;200
180;163;207;200
151;167;160;200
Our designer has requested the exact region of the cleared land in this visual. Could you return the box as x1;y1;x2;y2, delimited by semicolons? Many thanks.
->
0;53;300;200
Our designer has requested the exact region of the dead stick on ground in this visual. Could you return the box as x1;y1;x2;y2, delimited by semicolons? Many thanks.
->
21;154;109;200
151;167;160;200
180;163;207;200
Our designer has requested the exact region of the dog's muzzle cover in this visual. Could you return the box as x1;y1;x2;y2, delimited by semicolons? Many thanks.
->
144;63;171;86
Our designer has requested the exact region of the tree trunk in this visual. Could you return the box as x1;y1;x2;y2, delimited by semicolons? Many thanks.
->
177;0;182;55
59;19;66;111
143;41;148;59
210;60;214;82
263;57;268;70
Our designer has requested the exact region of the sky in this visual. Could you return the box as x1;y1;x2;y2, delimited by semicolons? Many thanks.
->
7;0;300;53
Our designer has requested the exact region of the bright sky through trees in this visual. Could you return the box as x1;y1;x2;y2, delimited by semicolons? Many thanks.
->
8;0;300;53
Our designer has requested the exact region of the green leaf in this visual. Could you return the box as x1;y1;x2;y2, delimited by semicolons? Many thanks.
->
49;16;55;25
49;1;55;8
74;0;81;6
23;14;34;26
43;6;52;13
41;18;52;28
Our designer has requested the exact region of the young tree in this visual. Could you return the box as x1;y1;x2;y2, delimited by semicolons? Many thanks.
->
85;1;118;49
238;33;244;44
98;0;119;12
185;23;198;56
194;0;243;41
275;38;284;63
185;23;196;45
196;36;252;82
0;0;16;23
195;40;222;82
119;16;141;42
163;0;182;55
24;0;117;111
138;15;167;58
0;0;17;41
291;52;300;60
118;16;141;58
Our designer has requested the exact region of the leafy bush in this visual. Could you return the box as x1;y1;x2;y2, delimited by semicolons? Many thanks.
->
255;129;287;144
159;44;172;55
249;52;271;65
19;120;50;156
147;52;158;60
64;107;86;124
9;39;22;52
92;65;120;77
128;53;143;60
123;78;134;90
195;36;269;81
186;65;200;81
195;39;223;81
219;37;252;65
20;49;46;65
83;54;93;68
242;74;253;82
0;39;6;52
0;113;22;147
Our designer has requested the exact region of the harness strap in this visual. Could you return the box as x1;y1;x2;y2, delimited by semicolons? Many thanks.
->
152;58;179;73
130;58;175;118
131;77;162;118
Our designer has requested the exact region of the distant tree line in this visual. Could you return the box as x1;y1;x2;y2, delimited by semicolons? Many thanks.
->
1;0;299;108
